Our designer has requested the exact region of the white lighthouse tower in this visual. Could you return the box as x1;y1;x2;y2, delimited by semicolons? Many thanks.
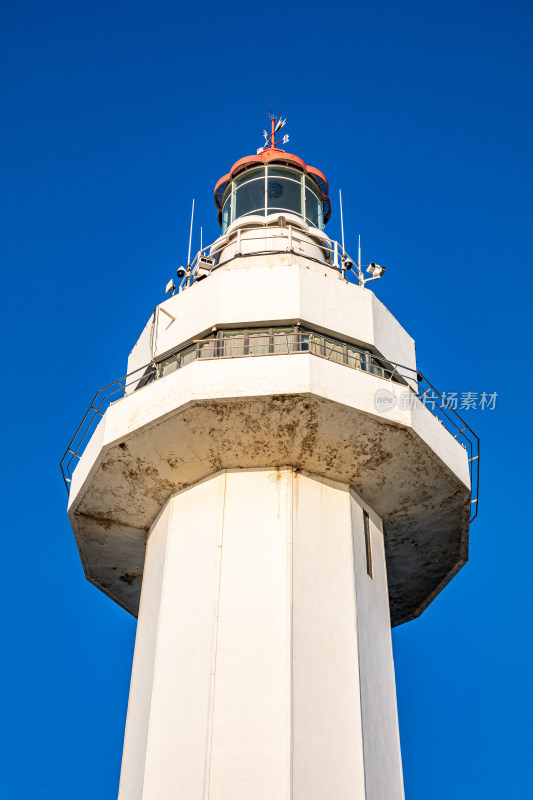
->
63;116;479;800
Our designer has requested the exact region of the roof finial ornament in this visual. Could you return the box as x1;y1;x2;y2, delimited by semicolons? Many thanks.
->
257;110;288;154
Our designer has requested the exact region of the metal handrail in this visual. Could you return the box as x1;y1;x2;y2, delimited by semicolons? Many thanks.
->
182;223;370;288
60;329;479;522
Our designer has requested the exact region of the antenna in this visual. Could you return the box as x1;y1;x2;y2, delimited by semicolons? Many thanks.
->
339;190;345;254
356;234;363;286
187;199;195;267
200;226;203;255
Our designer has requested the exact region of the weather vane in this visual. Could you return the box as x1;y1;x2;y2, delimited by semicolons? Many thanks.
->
257;110;289;154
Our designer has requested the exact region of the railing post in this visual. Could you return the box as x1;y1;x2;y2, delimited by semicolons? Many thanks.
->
236;228;242;256
333;240;339;269
287;224;293;251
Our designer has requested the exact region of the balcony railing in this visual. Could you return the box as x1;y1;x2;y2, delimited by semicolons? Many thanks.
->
144;332;403;384
60;330;479;522
182;224;376;289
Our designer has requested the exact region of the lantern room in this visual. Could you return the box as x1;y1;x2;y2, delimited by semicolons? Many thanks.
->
214;147;331;234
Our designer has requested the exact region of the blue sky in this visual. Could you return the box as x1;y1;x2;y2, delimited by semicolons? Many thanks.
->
1;0;532;797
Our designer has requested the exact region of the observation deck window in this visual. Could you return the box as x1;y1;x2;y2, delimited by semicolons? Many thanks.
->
143;328;400;393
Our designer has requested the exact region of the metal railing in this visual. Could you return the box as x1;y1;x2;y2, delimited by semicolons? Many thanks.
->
60;330;479;522
181;224;373;288
146;332;404;382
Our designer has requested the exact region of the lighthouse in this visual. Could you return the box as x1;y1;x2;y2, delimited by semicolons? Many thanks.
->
62;115;479;800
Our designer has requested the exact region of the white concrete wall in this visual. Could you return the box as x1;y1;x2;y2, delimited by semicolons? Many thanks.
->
118;478;222;800
117;501;171;800
216;213;330;264
351;496;405;800
291;474;366;800
118;469;404;800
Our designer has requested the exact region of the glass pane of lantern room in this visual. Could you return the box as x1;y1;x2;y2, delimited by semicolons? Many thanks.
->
235;178;266;218
305;187;322;228
234;167;263;185
222;195;232;232
267;176;302;215
268;166;300;178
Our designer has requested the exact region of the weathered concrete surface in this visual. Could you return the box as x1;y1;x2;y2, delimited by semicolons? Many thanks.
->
68;354;470;626
118;469;404;800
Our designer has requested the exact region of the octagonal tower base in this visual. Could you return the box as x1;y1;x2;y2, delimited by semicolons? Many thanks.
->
118;468;404;800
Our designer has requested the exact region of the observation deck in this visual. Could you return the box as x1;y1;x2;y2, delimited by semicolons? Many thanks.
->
62;247;478;627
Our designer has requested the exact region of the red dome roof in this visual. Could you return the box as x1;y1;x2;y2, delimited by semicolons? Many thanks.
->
214;148;331;224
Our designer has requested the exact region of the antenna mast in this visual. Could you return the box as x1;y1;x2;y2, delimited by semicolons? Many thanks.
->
187;199;195;267
339;190;345;254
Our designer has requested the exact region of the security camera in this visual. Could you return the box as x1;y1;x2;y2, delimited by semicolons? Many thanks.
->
367;262;387;278
177;267;187;279
342;259;353;271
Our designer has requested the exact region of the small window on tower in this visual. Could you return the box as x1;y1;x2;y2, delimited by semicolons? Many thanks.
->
363;510;374;579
